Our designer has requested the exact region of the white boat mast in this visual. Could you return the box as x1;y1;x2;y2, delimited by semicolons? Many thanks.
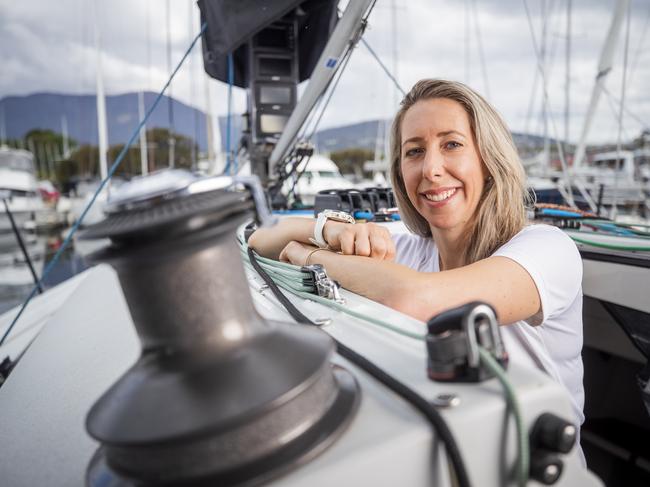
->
564;0;571;154
138;91;148;176
572;0;629;171
92;0;109;182
0;104;6;147
204;76;222;174
61;115;70;159
166;0;175;169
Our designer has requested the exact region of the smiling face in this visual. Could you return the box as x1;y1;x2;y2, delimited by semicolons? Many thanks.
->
399;97;487;237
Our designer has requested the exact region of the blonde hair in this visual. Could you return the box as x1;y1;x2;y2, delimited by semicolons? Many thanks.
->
390;79;532;265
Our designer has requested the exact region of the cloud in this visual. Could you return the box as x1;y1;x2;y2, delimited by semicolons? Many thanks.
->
1;0;649;146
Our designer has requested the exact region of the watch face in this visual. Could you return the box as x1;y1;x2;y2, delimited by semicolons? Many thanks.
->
323;210;355;223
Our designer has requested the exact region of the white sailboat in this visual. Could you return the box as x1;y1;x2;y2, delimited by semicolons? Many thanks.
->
0;1;644;486
0;146;43;252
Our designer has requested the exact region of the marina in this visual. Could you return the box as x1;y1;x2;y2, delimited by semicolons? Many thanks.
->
1;1;650;486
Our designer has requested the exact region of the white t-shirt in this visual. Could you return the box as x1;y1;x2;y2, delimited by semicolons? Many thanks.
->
392;224;585;428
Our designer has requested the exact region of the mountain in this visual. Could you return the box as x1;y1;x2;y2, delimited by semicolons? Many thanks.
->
0;92;242;153
313;120;556;154
0;92;554;155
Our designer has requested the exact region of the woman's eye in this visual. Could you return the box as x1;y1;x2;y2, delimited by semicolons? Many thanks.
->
444;141;462;150
404;147;423;158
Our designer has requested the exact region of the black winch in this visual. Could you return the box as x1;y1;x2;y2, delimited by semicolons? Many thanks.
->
82;170;359;487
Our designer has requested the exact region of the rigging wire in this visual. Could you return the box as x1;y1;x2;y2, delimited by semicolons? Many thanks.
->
565;0;571;155
0;23;208;348
360;38;406;97
306;39;355;143
610;0;632;219
470;0;491;101
465;0;471;84
522;0;576;208
601;85;649;129
602;87;631;141
628;3;650;88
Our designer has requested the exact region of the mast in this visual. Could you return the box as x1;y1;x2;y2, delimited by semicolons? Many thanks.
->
269;0;375;174
564;0;571;157
166;0;175;168
541;0;550;173
572;0;629;170
203;76;222;174
61;115;70;159
0;104;6;146
93;0;109;182
138;91;148;176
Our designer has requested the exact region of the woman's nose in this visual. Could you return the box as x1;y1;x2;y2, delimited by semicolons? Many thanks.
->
422;148;445;179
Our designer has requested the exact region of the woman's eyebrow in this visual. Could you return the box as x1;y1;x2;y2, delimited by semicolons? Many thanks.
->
437;130;466;138
402;131;466;147
402;136;425;147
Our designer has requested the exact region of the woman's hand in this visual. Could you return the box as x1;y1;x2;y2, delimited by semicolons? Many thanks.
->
279;241;315;266
323;222;395;260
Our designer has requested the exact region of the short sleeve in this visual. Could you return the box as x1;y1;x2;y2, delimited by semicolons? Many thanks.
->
391;232;439;272
492;225;582;322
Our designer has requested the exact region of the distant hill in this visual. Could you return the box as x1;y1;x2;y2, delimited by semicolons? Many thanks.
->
0;92;554;154
0;92;242;152
313;119;556;153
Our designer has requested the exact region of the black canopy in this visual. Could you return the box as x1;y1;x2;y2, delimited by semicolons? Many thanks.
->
198;0;338;87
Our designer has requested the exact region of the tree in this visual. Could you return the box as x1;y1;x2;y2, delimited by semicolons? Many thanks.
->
23;129;77;180
144;128;198;172
65;128;199;182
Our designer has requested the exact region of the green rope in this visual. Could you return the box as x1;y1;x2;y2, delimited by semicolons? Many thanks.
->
569;235;650;251
242;238;528;484
478;347;529;487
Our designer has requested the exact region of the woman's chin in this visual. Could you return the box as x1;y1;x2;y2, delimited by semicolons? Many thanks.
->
423;214;469;234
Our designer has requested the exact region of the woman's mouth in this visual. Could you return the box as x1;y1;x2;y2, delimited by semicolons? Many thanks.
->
421;188;458;206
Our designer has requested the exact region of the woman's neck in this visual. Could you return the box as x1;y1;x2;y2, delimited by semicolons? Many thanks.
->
431;226;467;271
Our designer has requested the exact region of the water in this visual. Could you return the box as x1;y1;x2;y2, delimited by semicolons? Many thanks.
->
0;227;95;314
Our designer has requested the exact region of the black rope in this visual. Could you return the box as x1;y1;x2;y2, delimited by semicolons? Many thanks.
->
2;198;42;294
246;247;472;487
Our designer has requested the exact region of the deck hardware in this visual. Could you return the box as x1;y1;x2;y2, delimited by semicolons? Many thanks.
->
431;393;461;408
302;264;345;304
426;302;508;383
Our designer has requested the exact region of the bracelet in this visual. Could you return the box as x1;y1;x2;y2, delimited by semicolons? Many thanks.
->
304;247;332;266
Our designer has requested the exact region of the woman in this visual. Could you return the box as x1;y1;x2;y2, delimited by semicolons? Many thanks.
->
249;79;584;433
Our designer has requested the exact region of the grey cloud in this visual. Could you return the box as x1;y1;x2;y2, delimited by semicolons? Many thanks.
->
1;0;648;146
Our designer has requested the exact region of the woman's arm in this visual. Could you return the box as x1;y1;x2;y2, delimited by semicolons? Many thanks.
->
280;241;541;325
248;217;396;261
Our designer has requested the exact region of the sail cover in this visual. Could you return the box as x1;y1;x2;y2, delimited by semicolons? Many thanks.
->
198;0;338;87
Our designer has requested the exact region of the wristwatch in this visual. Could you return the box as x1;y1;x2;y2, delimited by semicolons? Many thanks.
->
310;210;355;248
